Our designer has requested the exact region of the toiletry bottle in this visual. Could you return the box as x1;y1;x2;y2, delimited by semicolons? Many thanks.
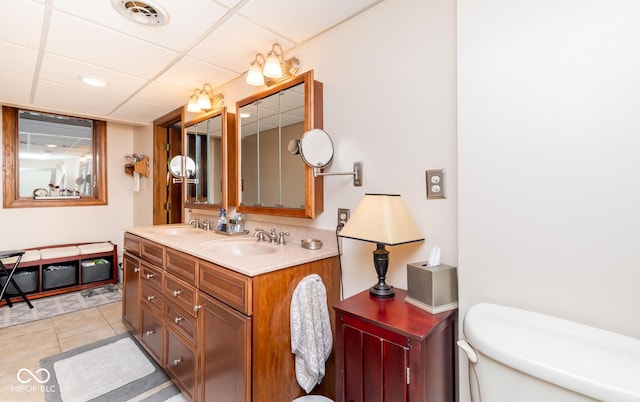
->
218;209;227;232
235;213;243;232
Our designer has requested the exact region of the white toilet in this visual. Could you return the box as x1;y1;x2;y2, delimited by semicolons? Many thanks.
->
458;303;640;402
293;396;332;402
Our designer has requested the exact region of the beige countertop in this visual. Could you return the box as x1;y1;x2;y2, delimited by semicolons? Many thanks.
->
124;223;339;277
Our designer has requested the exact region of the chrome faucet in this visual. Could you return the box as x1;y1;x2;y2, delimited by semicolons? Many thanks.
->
188;218;211;231
254;228;276;243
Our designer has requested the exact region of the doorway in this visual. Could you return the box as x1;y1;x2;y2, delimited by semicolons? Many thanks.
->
153;107;183;225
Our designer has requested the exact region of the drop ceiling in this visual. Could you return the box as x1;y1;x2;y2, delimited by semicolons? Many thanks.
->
0;0;382;126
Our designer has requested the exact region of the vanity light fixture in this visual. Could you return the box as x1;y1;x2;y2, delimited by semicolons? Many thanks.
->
187;84;225;114
246;43;300;86
338;194;424;298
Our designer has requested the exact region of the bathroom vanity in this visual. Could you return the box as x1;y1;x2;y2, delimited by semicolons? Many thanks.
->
122;224;340;402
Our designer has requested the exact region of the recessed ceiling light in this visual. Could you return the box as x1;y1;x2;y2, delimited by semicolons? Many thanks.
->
81;76;108;87
111;0;169;26
240;113;251;118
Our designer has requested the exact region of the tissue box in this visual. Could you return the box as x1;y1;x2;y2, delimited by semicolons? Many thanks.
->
405;262;458;314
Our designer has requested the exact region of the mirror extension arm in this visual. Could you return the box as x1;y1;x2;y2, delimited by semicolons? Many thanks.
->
313;161;363;187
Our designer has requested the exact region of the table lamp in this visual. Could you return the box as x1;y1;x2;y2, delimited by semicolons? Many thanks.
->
338;193;424;298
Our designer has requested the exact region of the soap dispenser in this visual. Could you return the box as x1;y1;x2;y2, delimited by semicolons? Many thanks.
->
217;209;227;232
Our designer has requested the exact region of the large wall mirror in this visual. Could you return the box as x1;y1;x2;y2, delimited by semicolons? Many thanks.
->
183;107;236;210
236;70;323;219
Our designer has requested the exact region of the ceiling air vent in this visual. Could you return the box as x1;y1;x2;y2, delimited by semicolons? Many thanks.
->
112;0;169;26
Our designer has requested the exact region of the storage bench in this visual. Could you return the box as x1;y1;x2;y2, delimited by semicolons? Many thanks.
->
0;241;118;306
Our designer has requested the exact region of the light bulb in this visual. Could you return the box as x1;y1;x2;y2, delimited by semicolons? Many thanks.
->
246;60;265;86
263;50;283;78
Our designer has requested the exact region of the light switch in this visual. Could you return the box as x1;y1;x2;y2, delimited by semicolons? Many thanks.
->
426;169;447;199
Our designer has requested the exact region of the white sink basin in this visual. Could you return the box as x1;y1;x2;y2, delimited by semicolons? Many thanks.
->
200;238;279;256
146;225;205;236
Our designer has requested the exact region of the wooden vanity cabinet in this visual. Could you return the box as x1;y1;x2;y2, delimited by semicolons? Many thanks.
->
123;232;341;402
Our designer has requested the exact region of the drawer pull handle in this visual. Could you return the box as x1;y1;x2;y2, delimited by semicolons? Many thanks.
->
145;273;155;279
173;358;183;366
174;316;183;324
145;330;155;336
172;290;182;297
147;295;155;302
193;304;202;312
134;267;140;273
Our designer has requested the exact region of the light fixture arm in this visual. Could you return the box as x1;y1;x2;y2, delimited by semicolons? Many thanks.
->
313;161;363;187
270;43;284;64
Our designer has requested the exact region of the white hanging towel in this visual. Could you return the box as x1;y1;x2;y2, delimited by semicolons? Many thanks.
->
290;274;333;393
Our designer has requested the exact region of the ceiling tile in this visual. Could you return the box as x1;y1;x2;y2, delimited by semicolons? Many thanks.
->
0;72;33;105
239;0;380;43
39;54;147;96
0;41;38;77
108;101;177;125
46;11;179;79
189;15;294;74
0;0;44;48
130;81;192;107
53;0;230;52
34;80;126;117
156;56;239;90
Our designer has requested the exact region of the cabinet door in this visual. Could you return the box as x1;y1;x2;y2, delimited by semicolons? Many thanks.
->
342;323;409;402
166;328;197;401
199;291;251;402
122;252;141;335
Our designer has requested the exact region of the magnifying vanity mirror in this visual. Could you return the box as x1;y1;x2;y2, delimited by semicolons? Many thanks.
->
291;128;363;186
168;155;197;179
183;107;237;210
236;70;323;219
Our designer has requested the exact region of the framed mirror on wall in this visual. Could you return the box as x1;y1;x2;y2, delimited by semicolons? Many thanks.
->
236;70;323;219
183;107;237;210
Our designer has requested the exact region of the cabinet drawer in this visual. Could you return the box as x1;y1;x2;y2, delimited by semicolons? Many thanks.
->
140;261;163;292
164;275;197;317
166;248;198;285
166;301;197;345
141;281;164;314
124;233;141;256
199;260;252;315
166;329;196;401
140;305;164;365
140;239;165;267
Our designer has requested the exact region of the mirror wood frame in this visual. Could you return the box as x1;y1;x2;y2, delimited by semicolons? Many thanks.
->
2;105;108;208
183;107;237;211
236;70;323;219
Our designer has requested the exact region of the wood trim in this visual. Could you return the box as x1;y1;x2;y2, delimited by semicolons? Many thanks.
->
2;106;108;208
152;107;183;224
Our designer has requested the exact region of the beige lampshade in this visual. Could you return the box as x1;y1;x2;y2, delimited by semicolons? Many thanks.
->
338;193;424;245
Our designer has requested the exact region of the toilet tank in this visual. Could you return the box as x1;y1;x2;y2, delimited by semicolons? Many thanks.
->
461;303;640;402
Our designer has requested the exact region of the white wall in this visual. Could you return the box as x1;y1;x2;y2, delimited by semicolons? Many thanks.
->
458;0;640;401
133;124;154;227
0;119;135;265
206;0;459;298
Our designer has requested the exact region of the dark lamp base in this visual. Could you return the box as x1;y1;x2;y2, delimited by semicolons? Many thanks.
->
369;243;395;298
370;283;395;298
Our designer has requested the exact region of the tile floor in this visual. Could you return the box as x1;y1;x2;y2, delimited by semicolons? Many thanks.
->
0;301;125;402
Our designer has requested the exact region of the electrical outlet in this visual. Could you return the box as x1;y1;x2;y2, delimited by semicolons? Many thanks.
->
426;169;447;199
337;208;350;229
